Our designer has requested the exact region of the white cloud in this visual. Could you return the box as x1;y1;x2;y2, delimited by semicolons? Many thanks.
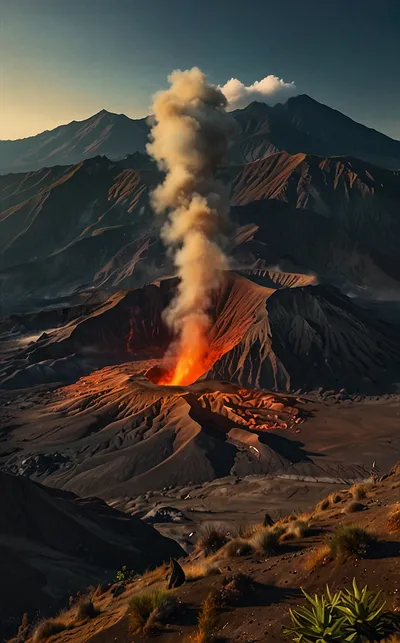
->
220;75;297;110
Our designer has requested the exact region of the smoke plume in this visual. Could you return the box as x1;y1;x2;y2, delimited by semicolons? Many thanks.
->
220;74;297;110
146;67;236;384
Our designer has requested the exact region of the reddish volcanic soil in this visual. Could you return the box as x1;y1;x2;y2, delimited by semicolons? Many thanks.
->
1;270;400;506
19;463;400;643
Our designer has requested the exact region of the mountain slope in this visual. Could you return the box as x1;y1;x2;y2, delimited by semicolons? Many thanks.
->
1;96;400;174
0;471;183;637
1;151;400;312
0;110;149;174
230;96;400;169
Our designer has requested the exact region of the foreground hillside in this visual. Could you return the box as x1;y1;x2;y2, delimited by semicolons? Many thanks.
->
0;472;183;640
13;463;400;642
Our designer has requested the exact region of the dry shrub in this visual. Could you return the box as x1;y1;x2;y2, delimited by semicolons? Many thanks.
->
328;492;343;505
248;527;283;555
328;525;377;560
285;519;310;539
93;583;109;597
76;599;99;620
224;537;252;558
33;620;69;642
192;590;218;643
128;589;178;635
284;513;297;522
196;526;230;557
303;544;331;571
238;523;258;538
387;505;400;534
342;500;365;514
138;563;169;586
316;497;330;512
390;462;400;475
349;481;370;500
184;561;221;581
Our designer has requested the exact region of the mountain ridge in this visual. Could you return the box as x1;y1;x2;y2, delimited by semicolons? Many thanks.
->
2;95;400;174
1;149;400;313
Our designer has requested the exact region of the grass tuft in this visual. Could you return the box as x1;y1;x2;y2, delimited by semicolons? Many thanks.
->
349;482;370;500
192;590;218;643
184;561;221;581
224;537;253;558
76;599;99;621
327;524;377;560
33;620;69;642
284;518;309;539
248;527;283;555
342;500;365;514
328;492;343;504
303;544;331;571
196;526;230;557
315;497;330;512
387;505;400;534
128;589;178;635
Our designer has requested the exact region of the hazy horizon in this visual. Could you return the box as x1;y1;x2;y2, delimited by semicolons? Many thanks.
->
1;0;399;140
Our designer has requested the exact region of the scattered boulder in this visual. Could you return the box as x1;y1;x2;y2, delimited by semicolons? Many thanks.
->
167;558;185;589
142;506;189;524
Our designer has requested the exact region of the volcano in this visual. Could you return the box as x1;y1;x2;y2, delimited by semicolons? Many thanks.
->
2;270;400;503
1;92;400;626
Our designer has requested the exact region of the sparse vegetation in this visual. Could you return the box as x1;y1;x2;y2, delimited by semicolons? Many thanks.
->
303;544;331;571
192;590;218;643
184;561;221;581
248;526;283;555
76;599;99;620
139;563;169;586
328;525;377;560
343;500;365;514
224;536;253;557
115;565;135;582
281;518;310;541
315;497;330;512
128;589;178;635
33;620;69;642
238;523;258;538
196;526;230;557
349;482;371;500
285;579;393;642
387;505;400;534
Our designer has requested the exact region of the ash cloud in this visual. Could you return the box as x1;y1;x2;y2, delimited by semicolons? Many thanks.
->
220;75;297;110
147;67;236;371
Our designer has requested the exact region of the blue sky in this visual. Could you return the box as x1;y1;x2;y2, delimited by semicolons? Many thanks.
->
0;0;399;139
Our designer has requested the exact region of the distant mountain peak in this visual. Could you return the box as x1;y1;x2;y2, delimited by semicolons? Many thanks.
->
237;100;271;114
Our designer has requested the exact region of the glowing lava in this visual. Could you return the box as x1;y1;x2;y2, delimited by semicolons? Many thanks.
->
155;332;216;386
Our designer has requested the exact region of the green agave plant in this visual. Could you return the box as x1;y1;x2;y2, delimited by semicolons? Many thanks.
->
284;579;390;643
336;578;386;639
284;588;357;643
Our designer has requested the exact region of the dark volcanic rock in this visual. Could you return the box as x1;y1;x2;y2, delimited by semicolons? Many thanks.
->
142;506;190;524
0;471;184;637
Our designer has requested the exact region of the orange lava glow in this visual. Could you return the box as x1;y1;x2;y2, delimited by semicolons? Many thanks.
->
156;343;217;386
